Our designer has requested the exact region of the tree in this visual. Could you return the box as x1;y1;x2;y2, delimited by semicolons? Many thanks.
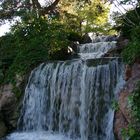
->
57;0;111;35
0;0;95;23
0;0;60;24
0;0;112;87
112;0;140;64
76;0;111;33
0;0;112;35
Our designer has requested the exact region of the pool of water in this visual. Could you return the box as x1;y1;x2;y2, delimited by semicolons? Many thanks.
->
5;131;78;140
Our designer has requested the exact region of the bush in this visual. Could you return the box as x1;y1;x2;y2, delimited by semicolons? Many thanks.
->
121;125;140;140
0;17;70;84
122;37;140;64
122;25;140;64
67;31;82;42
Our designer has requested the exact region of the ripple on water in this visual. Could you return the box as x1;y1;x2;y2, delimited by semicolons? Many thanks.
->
6;131;78;140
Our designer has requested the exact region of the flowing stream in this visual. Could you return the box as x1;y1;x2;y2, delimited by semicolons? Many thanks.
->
5;39;124;140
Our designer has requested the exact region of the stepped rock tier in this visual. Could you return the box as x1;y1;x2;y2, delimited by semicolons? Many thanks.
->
5;38;124;140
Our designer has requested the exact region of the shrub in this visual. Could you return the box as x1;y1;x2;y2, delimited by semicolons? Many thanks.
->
0;17;70;84
122;37;140;64
122;26;140;64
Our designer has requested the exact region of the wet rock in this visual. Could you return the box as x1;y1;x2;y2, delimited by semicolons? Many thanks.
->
103;48;119;57
117;36;129;49
0;114;7;138
105;35;118;42
104;38;129;58
0;84;18;138
114;110;128;140
104;37;129;58
86;57;121;67
81;33;92;44
103;38;129;58
114;62;140;140
125;65;132;81
69;42;79;53
0;84;13;95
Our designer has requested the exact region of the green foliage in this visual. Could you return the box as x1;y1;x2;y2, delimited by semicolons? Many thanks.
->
12;86;22;99
122;81;140;140
115;8;140;39
121;125;140;140
61;12;82;34
0;34;17;84
122;26;140;64
122;39;140;64
67;31;82;42
59;0;112;35
111;100;119;111
0;17;70;85
75;0;111;34
128;81;140;123
117;8;140;64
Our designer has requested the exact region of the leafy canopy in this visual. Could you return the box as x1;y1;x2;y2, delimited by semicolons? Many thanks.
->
58;0;112;34
0;16;70;84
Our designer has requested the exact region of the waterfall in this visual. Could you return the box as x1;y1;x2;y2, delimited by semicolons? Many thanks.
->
6;40;124;140
78;41;116;59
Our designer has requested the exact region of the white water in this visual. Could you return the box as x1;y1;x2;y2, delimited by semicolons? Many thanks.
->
6;131;78;140
78;41;116;59
5;40;124;140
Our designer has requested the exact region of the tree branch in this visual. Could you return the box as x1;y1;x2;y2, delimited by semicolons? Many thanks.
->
40;0;60;15
32;0;41;9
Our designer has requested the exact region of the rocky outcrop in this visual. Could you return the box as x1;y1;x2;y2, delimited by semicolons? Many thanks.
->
69;42;79;53
114;62;140;140
81;33;92;44
105;35;118;42
0;84;18;138
103;35;129;58
117;38;129;49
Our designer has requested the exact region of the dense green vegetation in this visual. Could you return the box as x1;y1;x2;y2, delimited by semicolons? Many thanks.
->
0;16;70;85
120;8;140;64
0;0;112;87
130;82;140;126
122;27;140;64
114;2;140;64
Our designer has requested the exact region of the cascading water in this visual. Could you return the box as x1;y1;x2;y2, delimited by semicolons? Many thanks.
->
5;39;124;140
78;41;116;59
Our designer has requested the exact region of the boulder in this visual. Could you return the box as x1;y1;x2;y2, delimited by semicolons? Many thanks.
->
81;33;92;44
117;36;129;49
69;41;79;53
105;35;118;42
